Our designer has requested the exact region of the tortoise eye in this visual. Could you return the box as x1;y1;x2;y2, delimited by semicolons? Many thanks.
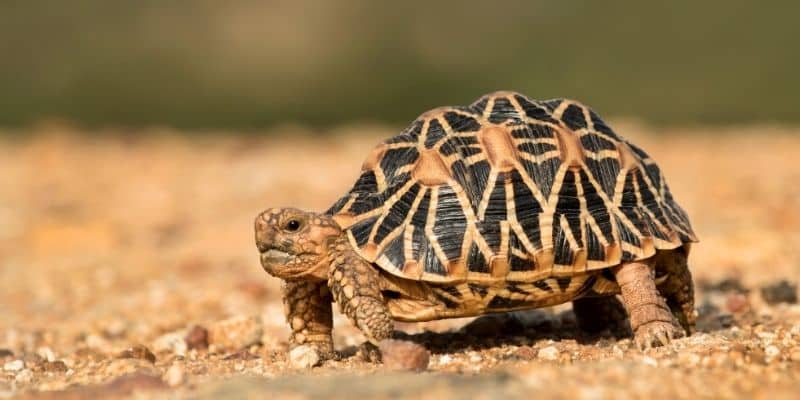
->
284;219;301;232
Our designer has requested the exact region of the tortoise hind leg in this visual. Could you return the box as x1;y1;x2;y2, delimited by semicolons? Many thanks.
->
572;296;628;335
614;259;683;349
654;247;696;335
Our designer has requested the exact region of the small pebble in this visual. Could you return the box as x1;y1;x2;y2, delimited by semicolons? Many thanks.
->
764;345;780;360
379;340;430;372
0;349;14;359
164;363;185;387
42;361;68;373
288;345;321;369
789;347;800;362
185;325;209;350
153;332;188;356
513;347;537;360
209;316;263;352
725;292;750;313
537;346;559;361
642;356;658;367
117;345;157;364
438;354;453;366
15;369;33;383
3;359;23;372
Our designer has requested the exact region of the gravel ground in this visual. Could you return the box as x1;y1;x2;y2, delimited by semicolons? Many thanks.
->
1;124;799;399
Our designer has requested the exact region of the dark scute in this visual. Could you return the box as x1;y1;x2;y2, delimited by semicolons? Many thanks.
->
488;296;530;310
616;220;641;247
465;160;491;214
511;123;554;139
379;147;419;182
514;94;558;123
409;191;431;260
620;172;638;208
579;169;613;242
349;193;383;214
556;277;571;292
553;223;575;266
425;248;448;276
644;164;663;195
634;171;670;230
506;283;530;295
443;112;482;132
432;185;468;261
477;174;507;252
470;97;489;115
517;141;558;157
325;194;350;216
580;133;618;152
352;170;379;194
585;158;621;199
467;243;489;273
382;234;406;268
488;97;516;123
541;99;563;112
509;230;534;271
468;283;489;297
424;119;447;148
585;224;606;261
434;291;460;308
441;285;463;298
406;119;424;138
439;136;479;156
561;104;587;130
554;171;584;248
589;110;622;141
511;169;543;249
520;157;561;199
350;216;379;247
641;211;670;241
621;250;636;261
533;280;553;292
627;142;651;160
374;183;421;243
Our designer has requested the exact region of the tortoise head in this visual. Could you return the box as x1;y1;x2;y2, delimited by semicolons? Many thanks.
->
254;208;343;281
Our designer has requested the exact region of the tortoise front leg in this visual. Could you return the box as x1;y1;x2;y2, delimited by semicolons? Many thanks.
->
329;255;393;361
283;280;335;362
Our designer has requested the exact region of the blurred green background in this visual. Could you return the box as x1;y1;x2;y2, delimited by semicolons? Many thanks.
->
1;0;798;130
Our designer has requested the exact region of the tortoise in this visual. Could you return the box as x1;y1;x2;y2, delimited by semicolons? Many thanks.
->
254;91;697;365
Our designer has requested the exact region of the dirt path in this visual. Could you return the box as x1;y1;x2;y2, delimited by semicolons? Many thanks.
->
1;125;799;399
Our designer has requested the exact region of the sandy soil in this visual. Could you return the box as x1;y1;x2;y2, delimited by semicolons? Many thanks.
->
1;123;799;399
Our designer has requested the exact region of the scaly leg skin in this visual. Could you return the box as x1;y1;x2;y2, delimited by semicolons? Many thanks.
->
328;247;393;363
655;248;696;334
283;280;335;364
572;295;629;335
614;261;684;350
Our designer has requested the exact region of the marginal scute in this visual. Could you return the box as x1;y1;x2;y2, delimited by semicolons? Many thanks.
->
362;144;387;171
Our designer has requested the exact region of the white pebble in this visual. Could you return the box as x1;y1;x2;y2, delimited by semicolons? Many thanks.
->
288;345;321;369
537;346;559;361
164;363;185;387
153;332;188;357
3;360;23;372
642;356;658;367
765;345;781;359
15;369;33;383
437;354;453;366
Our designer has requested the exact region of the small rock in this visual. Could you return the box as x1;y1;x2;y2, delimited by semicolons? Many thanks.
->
764;345;781;360
642;356;658;367
209;316;262;352
15;369;33;383
513;346;537;360
725;292;750;313
760;280;798;305
42;360;68;373
223;350;258;360
288;345;321;369
185;325;209;350
0;349;13;359
3;359;23;372
438;354;453;366
164;363;185;387
537;346;559;361
22;352;44;369
379;340;430;372
153;332;188;356
117;345;156;363
789;347;800;362
700;278;749;293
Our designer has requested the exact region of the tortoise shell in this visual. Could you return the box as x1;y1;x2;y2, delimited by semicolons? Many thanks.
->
326;91;697;283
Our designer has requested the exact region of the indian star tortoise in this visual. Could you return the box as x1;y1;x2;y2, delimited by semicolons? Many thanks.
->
254;91;698;365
